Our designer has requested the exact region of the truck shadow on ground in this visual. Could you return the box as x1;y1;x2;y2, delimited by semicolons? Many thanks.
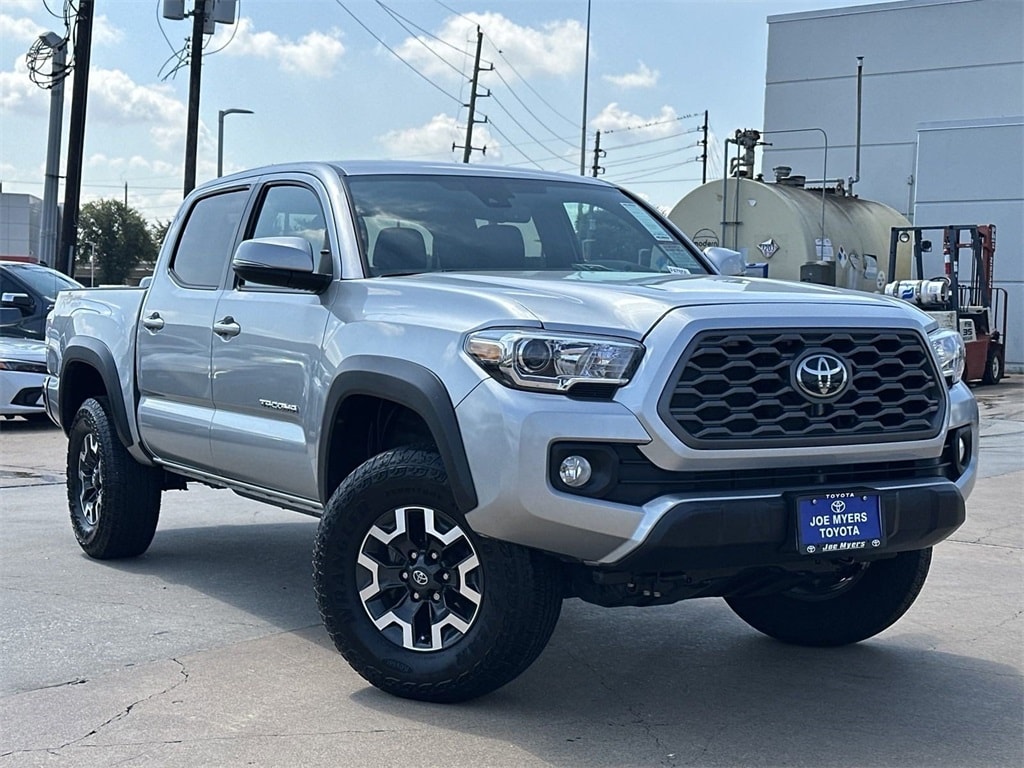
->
100;521;1022;768
356;600;1024;767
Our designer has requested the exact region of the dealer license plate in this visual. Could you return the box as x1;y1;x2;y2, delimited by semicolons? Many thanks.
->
796;492;883;555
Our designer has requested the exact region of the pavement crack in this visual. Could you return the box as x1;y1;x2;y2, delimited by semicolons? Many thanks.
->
37;659;191;756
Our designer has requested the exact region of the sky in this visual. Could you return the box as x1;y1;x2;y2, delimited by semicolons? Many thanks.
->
1;0;880;223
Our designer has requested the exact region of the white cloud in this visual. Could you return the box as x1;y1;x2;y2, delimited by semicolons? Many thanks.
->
87;68;190;150
0;56;46;115
395;12;584;81
92;14;124;47
0;12;45;43
213;17;345;77
377;113;498;162
603;61;659;89
0;10;118;46
591;103;680;136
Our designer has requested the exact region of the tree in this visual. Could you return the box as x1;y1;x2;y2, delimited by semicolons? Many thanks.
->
77;200;157;285
149;219;171;251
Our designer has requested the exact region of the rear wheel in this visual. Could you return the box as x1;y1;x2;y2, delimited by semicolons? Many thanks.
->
313;447;563;702
67;397;162;559
725;548;932;646
982;346;1003;385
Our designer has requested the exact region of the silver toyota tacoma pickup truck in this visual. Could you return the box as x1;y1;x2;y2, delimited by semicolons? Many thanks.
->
45;161;977;702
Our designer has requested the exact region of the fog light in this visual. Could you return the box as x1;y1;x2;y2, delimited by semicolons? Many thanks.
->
957;431;971;471
559;455;592;488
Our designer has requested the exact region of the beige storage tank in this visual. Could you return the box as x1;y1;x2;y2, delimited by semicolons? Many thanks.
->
667;176;913;292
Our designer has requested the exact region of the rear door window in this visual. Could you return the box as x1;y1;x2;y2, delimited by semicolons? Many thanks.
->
170;189;250;288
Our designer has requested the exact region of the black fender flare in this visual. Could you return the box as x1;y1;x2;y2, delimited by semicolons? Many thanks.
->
318;356;478;513
60;337;135;449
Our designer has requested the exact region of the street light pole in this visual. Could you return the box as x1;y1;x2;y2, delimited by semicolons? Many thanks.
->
217;108;254;177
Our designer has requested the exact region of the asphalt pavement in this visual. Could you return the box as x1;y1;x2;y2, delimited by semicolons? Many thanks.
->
1;379;1021;767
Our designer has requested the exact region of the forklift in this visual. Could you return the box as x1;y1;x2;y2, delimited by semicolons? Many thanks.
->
884;224;1007;385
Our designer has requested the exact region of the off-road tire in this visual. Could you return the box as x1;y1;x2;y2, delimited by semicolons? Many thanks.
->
725;548;932;647
67;397;162;559
313;447;563;703
982;347;1003;385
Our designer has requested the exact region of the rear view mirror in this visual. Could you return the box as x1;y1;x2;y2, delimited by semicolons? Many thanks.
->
1;292;33;311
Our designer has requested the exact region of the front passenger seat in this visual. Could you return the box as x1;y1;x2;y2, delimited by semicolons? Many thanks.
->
373;227;428;275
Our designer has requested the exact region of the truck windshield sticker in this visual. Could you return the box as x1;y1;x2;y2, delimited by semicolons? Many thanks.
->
621;202;673;241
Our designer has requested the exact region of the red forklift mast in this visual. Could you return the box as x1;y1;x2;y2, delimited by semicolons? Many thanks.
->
886;224;1007;385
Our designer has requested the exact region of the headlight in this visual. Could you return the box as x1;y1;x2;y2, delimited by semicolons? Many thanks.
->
0;359;48;374
465;330;644;394
929;328;965;384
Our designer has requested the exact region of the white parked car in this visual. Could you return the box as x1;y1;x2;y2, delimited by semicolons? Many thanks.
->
0;336;49;421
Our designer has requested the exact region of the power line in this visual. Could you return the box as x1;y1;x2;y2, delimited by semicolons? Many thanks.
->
603;112;702;134
432;0;477;26
487;42;579;130
333;0;463;106
489;66;577;151
606;126;699;151
486;120;544;170
376;1;465;78
488;94;573;165
378;1;471;59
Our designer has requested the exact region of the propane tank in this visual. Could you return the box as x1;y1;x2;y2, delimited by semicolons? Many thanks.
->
883;278;951;307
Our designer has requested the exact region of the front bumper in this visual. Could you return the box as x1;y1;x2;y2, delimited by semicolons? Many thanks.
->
458;377;977;567
0;370;46;416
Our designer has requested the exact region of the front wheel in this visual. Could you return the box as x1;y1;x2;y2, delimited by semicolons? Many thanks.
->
725;548;932;647
67;397;162;559
313;447;563;703
982;346;1003;385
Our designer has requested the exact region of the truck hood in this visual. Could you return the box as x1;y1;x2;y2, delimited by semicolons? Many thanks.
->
383;271;916;337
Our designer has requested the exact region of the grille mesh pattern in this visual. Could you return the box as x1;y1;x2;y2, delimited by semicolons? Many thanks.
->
661;329;945;448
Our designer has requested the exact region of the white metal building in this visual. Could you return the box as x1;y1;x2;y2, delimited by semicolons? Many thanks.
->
761;0;1024;368
0;193;42;262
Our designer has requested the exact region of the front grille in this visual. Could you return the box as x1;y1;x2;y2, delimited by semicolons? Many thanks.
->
659;328;945;449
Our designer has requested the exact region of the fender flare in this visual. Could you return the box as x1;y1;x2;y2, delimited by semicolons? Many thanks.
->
60;337;135;449
318;356;478;513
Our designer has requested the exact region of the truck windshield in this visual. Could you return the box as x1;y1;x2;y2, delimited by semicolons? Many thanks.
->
343;174;709;277
3;263;82;300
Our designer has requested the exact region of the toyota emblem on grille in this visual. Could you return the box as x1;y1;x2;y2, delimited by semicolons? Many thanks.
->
794;353;849;399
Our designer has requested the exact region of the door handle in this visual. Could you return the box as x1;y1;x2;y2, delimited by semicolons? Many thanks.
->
142;312;165;331
213;316;241;338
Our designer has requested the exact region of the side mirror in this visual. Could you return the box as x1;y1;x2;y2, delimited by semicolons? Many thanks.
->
0;307;23;327
1;292;34;312
703;247;746;277
232;236;332;292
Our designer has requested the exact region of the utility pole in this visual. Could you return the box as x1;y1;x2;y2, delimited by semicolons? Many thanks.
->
183;0;207;195
453;27;490;163
579;0;592;175
39;33;66;269
699;110;709;184
58;0;94;278
591;130;605;178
